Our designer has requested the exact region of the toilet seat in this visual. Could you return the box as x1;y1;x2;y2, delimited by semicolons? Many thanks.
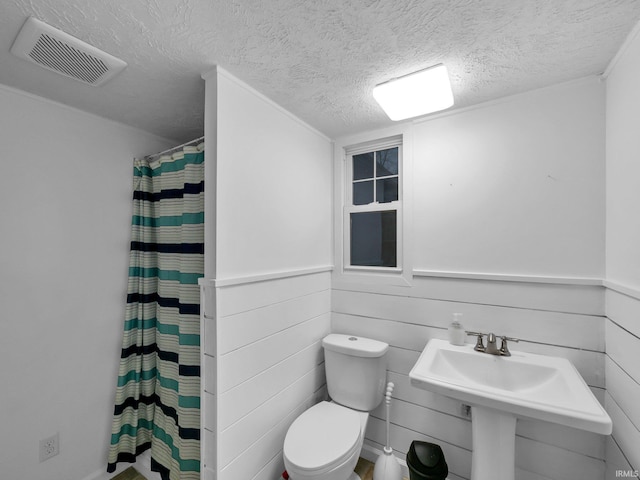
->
284;401;362;475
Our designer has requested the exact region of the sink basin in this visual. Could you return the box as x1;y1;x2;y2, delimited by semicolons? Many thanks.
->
410;338;611;434
409;339;611;480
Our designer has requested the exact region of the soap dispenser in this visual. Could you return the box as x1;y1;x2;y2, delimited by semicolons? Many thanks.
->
448;313;465;346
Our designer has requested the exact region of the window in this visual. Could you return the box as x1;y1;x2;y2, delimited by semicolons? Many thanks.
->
345;137;402;270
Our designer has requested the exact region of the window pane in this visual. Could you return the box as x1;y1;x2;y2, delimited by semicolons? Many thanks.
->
350;211;397;267
376;177;398;203
353;181;374;205
353;152;374;180
376;147;398;176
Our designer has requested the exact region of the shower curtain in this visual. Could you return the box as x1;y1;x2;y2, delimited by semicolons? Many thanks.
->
107;142;204;480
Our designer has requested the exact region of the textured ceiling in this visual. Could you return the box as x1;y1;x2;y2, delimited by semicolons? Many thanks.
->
1;0;640;142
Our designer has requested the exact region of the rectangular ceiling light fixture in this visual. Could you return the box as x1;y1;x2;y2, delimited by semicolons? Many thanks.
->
373;64;454;121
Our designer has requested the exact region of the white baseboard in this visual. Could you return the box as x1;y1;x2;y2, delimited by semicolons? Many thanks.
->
79;465;124;480
79;451;161;480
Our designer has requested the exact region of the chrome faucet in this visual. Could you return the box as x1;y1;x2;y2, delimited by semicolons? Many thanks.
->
485;332;500;354
466;331;519;356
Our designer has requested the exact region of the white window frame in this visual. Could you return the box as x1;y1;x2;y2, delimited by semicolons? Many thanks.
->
343;135;403;273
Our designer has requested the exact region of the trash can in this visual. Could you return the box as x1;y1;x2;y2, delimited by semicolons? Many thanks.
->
406;441;448;480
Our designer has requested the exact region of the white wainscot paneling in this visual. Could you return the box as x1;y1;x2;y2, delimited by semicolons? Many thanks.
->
605;287;640;473
516;418;605;460
332;289;604;350
372;397;472;450
605;392;640;471
411;275;605;316
219;341;324;430
333;274;605;316
514;435;605;480
513;471;553;480
606;319;640;390
209;270;332;480
605;436;634;479
606;287;640;338
200;281;216;320
203;390;216;434
204;353;216;394
605;355;640;433
219;312;330;391
216;270;331;317
203;315;216;357
202;425;215;473
219;289;331;354
605;394;640;470
202;467;215;480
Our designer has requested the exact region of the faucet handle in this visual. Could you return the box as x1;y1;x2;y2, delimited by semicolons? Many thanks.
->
466;331;486;352
499;336;519;356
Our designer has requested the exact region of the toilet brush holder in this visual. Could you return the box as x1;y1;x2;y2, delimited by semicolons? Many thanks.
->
374;446;402;480
373;382;402;480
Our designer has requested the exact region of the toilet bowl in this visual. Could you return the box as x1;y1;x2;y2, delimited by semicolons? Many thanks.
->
282;334;389;480
283;401;368;480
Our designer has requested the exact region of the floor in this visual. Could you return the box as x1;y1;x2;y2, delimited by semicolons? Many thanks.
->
355;457;375;479
109;456;407;480
110;467;147;480
355;457;409;480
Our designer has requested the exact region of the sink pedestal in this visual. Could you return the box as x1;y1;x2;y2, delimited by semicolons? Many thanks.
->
471;406;516;480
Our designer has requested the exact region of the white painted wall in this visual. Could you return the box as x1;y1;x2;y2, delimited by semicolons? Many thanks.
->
0;85;174;480
200;67;333;480
332;78;608;480
213;68;333;280
412;77;605;277
604;23;640;476
605;26;640;290
201;272;331;480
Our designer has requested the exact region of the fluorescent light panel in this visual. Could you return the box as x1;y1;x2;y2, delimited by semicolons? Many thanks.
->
373;64;454;121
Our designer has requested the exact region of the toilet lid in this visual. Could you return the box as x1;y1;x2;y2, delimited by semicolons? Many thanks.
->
284;401;361;473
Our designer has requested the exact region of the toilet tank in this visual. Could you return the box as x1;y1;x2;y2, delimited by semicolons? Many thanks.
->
322;334;388;411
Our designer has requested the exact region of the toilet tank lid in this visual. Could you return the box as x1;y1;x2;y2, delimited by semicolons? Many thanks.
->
323;334;389;358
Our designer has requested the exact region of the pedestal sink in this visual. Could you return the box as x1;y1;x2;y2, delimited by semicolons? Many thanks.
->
409;339;611;480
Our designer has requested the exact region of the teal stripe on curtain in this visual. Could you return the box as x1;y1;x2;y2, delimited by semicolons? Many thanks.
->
108;143;204;480
132;212;205;227
128;267;202;284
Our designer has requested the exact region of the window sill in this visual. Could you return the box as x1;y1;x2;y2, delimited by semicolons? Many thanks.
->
344;265;403;274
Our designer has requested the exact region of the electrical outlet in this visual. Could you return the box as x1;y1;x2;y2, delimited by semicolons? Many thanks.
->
39;433;59;462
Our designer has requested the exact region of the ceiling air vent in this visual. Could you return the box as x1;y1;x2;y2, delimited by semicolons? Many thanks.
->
10;17;127;86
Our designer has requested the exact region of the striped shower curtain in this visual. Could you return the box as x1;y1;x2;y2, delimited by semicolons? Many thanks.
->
107;143;204;480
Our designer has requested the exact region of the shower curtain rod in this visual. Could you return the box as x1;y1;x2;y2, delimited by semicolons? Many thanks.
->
145;135;204;160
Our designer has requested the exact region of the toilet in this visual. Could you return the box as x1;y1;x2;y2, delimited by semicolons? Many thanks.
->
283;334;389;480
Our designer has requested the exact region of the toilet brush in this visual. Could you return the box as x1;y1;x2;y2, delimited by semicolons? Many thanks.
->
373;382;402;480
